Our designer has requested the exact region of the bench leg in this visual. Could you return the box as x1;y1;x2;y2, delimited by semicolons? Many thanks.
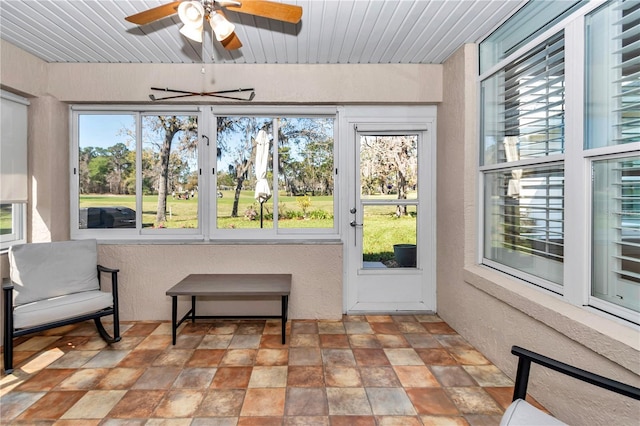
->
191;296;196;323
172;296;178;345
3;325;13;374
281;295;289;344
3;287;13;373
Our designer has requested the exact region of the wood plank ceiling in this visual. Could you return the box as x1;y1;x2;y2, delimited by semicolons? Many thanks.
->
0;0;524;65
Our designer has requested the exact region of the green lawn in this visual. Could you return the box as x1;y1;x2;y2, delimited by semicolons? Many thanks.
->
362;205;417;263
80;191;335;229
79;191;417;263
0;204;12;235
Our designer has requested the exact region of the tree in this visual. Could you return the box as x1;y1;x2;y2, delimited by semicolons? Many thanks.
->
215;116;335;217
106;143;133;194
217;117;265;217
141;116;198;224
360;136;417;216
88;156;111;193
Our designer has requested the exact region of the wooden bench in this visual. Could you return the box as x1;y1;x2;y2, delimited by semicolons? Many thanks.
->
166;274;291;345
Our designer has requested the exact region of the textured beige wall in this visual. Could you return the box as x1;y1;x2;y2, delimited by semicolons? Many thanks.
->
98;243;343;321
29;96;70;242
0;40;47;97
46;62;442;104
437;44;640;424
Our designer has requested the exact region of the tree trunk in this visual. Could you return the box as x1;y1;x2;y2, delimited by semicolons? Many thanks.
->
231;176;245;217
156;130;177;224
396;170;408;217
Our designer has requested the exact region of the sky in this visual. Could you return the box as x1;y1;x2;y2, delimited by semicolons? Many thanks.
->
79;114;134;149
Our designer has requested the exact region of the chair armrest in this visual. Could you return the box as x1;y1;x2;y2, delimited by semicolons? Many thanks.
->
3;278;14;306
2;277;14;291
511;345;640;401
97;265;119;296
97;265;119;274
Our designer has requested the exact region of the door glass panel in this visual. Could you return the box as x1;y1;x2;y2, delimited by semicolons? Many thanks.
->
359;133;419;269
360;135;418;200
361;204;417;268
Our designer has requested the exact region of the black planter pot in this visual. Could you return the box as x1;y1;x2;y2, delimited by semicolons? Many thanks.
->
393;244;416;267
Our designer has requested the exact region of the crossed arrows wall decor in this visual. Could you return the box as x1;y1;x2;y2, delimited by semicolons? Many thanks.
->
149;87;255;101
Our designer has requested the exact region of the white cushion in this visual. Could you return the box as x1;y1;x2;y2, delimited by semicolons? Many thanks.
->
500;399;567;426
13;290;113;329
9;239;100;306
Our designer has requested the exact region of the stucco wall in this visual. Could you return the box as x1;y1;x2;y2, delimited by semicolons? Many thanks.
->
98;243;342;321
436;44;640;424
29;96;70;242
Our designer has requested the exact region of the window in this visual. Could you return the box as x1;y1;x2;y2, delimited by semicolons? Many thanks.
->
0;91;28;250
592;157;640;314
479;0;640;322
215;114;336;235
586;0;640;149
587;1;640;317
71;107;338;240
479;1;582;74
480;32;566;292
73;109;202;238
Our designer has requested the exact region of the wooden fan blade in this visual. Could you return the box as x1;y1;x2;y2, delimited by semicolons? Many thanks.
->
125;1;183;25
221;32;243;50
224;0;302;24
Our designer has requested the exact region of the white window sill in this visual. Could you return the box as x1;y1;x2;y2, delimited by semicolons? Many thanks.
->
95;239;343;246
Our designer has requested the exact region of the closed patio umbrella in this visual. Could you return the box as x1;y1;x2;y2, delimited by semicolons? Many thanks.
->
254;129;271;228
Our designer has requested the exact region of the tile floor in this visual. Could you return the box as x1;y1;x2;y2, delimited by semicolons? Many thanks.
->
1;315;543;425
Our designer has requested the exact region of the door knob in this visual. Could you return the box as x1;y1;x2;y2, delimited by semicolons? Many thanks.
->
350;220;362;227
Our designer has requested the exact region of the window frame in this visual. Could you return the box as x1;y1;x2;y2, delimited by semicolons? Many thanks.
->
479;28;568;294
70;105;340;242
0;203;26;251
478;0;640;324
70;106;205;241
209;106;340;240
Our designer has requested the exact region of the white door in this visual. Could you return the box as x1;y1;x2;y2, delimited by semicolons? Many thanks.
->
345;119;436;313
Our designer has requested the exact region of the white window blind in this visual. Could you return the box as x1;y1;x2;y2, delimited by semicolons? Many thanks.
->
502;32;565;160
590;0;640;316
614;1;640;145
481;31;566;289
1;91;29;202
592;157;640;313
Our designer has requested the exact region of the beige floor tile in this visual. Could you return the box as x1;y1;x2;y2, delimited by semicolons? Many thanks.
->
61;390;126;419
248;366;288;387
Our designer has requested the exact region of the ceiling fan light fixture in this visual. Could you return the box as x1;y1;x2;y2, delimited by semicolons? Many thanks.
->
178;1;204;42
208;11;235;42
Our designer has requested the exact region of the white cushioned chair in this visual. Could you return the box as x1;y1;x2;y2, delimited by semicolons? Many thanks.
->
3;239;120;374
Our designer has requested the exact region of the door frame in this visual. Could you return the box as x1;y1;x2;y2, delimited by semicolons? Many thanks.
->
339;106;437;313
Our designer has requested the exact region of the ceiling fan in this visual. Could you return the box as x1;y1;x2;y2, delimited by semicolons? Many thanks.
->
125;0;302;51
